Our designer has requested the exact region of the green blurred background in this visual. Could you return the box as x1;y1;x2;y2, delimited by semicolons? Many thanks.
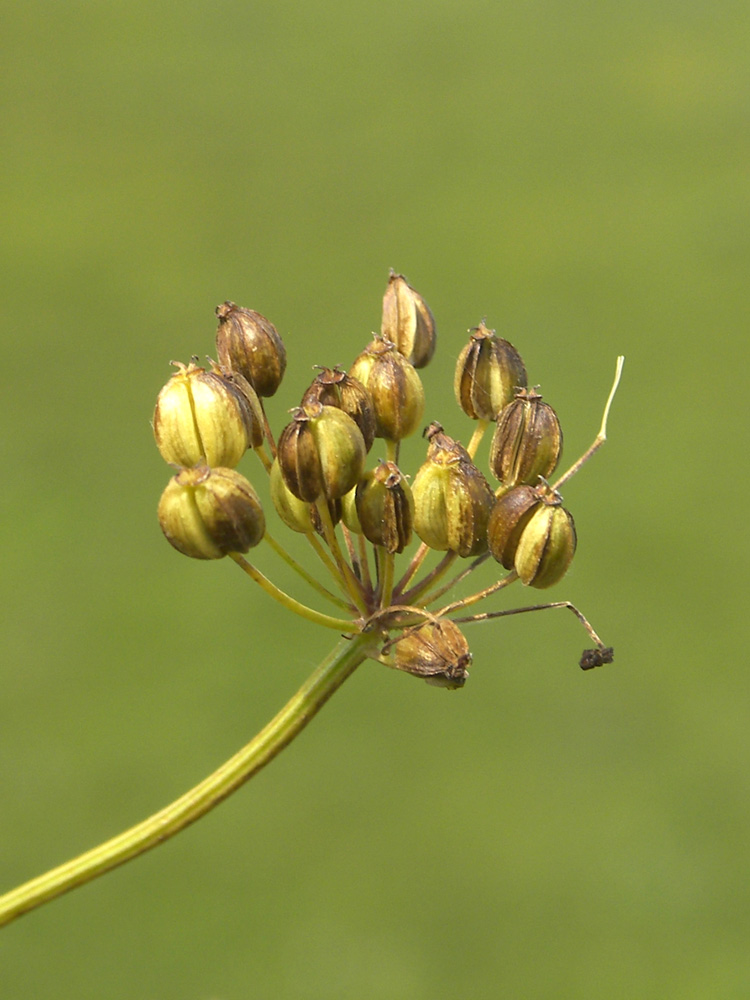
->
2;2;748;997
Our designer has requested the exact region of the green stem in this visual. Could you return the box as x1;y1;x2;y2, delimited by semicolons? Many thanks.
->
376;547;395;608
230;553;355;631
417;552;490;607
399;551;458;605
466;418;489;460
0;633;374;929
394;541;432;596
314;500;369;615
436;570;518;617
306;532;348;593
264;533;351;610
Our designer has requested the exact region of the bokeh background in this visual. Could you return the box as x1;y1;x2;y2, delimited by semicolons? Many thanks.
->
2;2;748;997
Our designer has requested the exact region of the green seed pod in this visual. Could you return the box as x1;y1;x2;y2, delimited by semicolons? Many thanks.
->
301;367;376;452
454;321;527;421
515;501;577;589
349;337;425;441
215;301;287;398
380;271;436;369
153;361;257;469
158;465;265;560
269;458;340;534
270;458;314;532
487;485;541;569
277;402;366;502
340;485;362;534
411;424;495;557
489;387;562;487
355;461;414;554
387;619;471;689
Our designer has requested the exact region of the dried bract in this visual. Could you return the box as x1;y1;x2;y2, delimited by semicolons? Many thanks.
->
387;619;471;689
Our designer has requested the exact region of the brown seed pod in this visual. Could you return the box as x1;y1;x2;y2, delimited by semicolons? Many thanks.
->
301;367;376;452
489;387;562;487
355;461;414;554
514;501;577;589
349;337;425;441
215;301;286;398
380;271;436;369
277;402;366;502
454;321;527;421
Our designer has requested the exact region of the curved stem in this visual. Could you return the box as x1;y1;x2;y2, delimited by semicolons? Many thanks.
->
399;551;458;605
0;633;374;929
230;554;355;631
417;552;489;607
314;500;368;615
436;570;518;617
264;533;351;610
466;418;489;460
552;356;624;491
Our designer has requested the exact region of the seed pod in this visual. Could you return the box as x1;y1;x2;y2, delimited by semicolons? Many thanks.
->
277;401;366;502
489;387;562;487
158;465;265;560
340;485;362;534
215;301;286;398
487;485;541;569
454;321;527;421
269;458;340;534
380;271;436;369
349;337;425;441
514;501;577;589
153;361;257;468
411;423;495;557
301;367;376;452
355;461;414;554
387;619;471;689
217;368;265;449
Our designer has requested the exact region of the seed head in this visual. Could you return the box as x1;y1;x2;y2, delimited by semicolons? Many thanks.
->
355;461;414;554
215;301;286;398
380;271;436;369
153;361;258;468
487;484;541;569
489;387;562;488
277;402;366;502
454;321;527;421
411;423;495;557
301;367;376;452
514;494;577;588
158;465;265;560
349;337;425;441
269;458;340;534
